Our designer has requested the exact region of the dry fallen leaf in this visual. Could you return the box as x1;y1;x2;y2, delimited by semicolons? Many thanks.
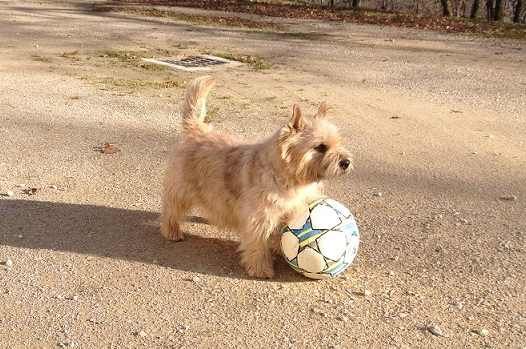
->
97;143;121;154
22;187;39;195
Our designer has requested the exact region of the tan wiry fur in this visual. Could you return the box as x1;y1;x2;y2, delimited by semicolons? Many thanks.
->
161;76;353;278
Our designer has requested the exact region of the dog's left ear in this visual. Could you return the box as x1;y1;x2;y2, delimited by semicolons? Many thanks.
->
289;104;305;131
314;102;328;119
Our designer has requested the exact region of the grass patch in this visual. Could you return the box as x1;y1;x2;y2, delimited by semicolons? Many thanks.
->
97;49;173;71
208;51;271;70
97;77;182;90
31;55;52;63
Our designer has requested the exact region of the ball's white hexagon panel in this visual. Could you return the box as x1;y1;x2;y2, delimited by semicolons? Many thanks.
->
325;198;351;218
310;204;341;230
317;229;347;261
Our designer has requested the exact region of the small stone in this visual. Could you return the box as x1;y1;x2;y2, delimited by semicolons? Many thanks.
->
355;289;371;297
3;258;13;267
336;315;349;322
451;301;464;310
372;192;383;197
134;330;147;337
66;295;79;301
2;191;14;197
58;340;77;348
502;241;512;249
388;271;395;276
49;185;58;190
478;328;489;337
311;308;328;317
176;324;189;332
192;276;200;283
499;195;517;201
427;324;445;337
17;234;23;239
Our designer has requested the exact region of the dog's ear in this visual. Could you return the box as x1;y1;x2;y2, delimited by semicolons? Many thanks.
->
314;101;328;119
289;104;305;131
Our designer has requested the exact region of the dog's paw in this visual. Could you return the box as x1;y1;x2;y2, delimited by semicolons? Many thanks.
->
243;259;275;279
160;224;184;242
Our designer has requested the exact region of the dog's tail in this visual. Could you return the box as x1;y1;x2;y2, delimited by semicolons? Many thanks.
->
180;76;215;133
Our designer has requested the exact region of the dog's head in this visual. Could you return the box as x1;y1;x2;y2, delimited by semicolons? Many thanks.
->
278;102;353;185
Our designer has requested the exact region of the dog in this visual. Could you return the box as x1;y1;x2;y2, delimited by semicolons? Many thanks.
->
160;76;352;278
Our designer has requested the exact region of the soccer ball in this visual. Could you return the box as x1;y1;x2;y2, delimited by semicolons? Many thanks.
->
281;198;360;279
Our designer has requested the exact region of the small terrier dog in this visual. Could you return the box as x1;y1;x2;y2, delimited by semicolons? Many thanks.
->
161;76;352;278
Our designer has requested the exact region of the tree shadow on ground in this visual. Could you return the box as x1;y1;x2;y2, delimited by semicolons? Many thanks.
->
0;199;304;282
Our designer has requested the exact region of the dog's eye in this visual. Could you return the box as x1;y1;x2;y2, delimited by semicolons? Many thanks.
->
314;143;328;153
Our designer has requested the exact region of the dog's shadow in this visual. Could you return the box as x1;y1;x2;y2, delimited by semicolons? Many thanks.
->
0;200;303;281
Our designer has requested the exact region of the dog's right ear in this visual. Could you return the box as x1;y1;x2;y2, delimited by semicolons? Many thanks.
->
289;104;305;131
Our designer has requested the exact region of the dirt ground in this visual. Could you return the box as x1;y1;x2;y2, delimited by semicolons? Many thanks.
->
0;1;525;348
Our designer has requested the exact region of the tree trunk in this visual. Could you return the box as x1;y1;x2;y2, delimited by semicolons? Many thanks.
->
470;0;480;18
494;0;504;19
440;0;451;16
486;0;494;20
352;0;360;9
513;0;523;22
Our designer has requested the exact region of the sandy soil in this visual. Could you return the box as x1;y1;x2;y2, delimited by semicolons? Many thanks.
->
0;1;525;348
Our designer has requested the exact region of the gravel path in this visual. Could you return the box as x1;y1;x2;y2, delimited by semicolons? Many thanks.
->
0;1;525;348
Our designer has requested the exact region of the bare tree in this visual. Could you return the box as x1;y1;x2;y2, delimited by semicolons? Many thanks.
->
513;0;523;22
494;0;504;19
439;0;452;15
486;0;495;19
470;0;480;17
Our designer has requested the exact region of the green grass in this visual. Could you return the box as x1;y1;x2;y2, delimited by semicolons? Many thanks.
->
208;51;272;70
97;49;172;71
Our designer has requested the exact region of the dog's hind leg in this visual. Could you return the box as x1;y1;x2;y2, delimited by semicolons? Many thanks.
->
160;176;190;241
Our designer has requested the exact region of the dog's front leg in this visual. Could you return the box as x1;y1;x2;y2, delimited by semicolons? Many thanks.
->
238;217;277;279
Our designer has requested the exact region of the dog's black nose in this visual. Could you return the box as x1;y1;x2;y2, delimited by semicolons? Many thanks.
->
339;159;351;170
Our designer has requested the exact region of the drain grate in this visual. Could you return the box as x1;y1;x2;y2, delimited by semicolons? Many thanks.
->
142;54;242;71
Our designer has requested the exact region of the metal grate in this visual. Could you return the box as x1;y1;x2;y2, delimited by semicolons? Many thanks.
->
142;54;241;71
